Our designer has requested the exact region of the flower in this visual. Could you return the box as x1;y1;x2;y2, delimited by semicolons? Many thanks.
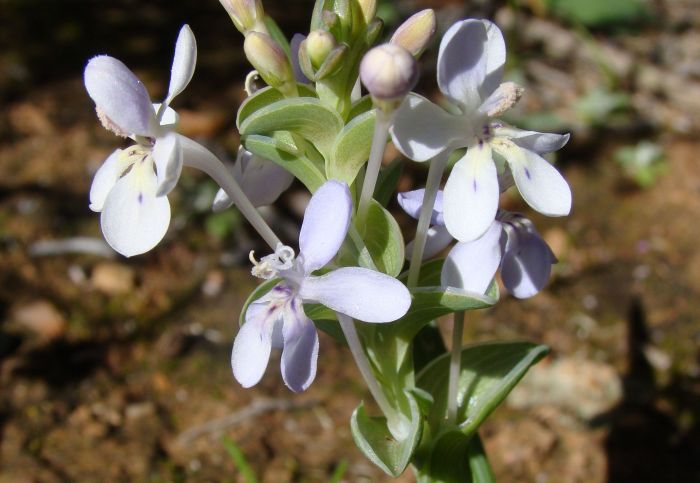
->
398;189;556;298
390;19;572;242
84;25;197;257
231;180;412;392
212;147;294;211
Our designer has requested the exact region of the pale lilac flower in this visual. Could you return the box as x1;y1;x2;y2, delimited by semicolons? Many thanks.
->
231;180;412;392
212;147;294;211
399;189;556;298
391;19;571;243
85;25;197;257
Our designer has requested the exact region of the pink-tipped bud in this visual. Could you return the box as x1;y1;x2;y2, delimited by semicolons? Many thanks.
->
360;43;418;107
219;0;265;34
390;9;436;58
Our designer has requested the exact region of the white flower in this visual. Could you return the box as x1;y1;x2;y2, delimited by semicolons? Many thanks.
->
391;19;572;242
232;181;412;392
84;25;197;257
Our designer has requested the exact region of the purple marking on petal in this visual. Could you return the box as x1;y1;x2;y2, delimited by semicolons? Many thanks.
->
473;178;478;192
137;192;144;204
524;167;532;180
478;138;484;149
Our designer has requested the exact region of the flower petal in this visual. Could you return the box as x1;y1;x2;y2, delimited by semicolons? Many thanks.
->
231;301;274;388
397;189;444;225
496;126;570;154
281;301;318;392
390;93;466;162
166;25;197;105
501;228;556;299
153;132;183;197
299;180;352;273
100;162;170;257
437;19;505;112
510;147;572;216
84;55;155;136
215;149;294;210
405;225;453;261
89;149;123;212
441;221;503;294
152;103;179;130
443;143;499;242
300;267;411;323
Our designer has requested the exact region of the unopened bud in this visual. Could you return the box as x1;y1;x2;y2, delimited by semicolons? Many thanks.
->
219;0;265;34
360;44;418;109
244;32;295;95
390;9;436;58
306;30;336;69
357;0;376;23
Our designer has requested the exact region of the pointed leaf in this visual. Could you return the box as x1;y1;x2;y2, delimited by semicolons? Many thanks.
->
356;199;404;277
243;134;326;192
329;109;374;183
240;97;343;158
416;341;550;435
350;390;423;477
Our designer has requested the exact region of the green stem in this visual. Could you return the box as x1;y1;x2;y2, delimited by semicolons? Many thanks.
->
406;151;449;288
447;311;465;425
336;312;407;440
356;108;392;224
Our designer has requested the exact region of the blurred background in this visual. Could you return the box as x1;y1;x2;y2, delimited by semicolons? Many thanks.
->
1;0;699;481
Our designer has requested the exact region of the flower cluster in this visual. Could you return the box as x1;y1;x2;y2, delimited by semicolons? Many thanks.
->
82;1;572;478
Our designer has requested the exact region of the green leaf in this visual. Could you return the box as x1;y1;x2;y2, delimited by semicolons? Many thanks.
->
355;199;404;277
221;436;259;483
413;322;447;374
348;95;373;120
237;84;316;128
243;134;326;192
546;0;651;29
240;97;344;158
374;157;404;207
419;432;495;483
329;109;375;183
350;390;423;477
416;341;550;434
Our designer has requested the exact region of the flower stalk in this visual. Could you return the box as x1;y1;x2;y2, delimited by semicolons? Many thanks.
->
447;310;465;424
406;151;449;288
356;108;393;224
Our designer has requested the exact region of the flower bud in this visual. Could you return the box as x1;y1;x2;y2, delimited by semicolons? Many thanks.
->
244;32;295;95
219;0;265;34
360;43;418;109
390;9;436;58
306;30;336;69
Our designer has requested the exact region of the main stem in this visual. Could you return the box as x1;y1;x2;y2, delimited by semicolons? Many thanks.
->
447;311;465;424
356;108;392;224
336;312;407;439
406;151;449;288
179;136;281;250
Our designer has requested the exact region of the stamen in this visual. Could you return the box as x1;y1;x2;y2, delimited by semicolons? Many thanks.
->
484;82;524;118
249;244;296;280
95;107;129;138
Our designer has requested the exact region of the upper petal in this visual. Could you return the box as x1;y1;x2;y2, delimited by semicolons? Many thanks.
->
507;146;572;216
443;143;500;242
437;19;505;112
84;56;155;137
390;93;466;162
152;132;183;197
89;149;123;212
501;227;556;299
231;301;274;388
280;301;318;392
441;220;503;294
496;126;570;154
166;25;197;105
299;180;352;273
100;162;170;257
397;189;444;225
299;267;411;323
